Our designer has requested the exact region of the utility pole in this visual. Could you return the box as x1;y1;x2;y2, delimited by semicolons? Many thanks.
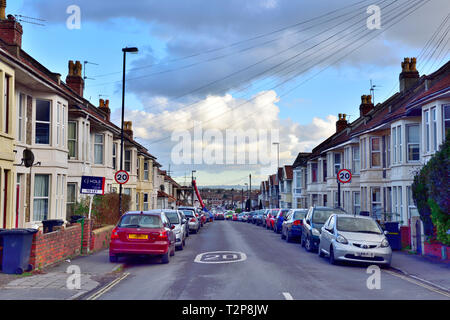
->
249;174;252;210
241;188;244;211
191;170;196;206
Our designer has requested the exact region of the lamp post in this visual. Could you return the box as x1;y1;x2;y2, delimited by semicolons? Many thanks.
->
249;174;252;210
119;47;138;217
191;170;196;206
245;183;249;211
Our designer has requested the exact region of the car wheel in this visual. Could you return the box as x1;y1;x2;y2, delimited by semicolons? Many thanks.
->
318;248;325;258
177;241;184;251
329;246;337;265
286;231;292;243
109;255;118;263
305;236;313;252
161;252;170;264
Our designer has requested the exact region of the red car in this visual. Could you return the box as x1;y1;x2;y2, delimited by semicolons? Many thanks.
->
232;214;238;221
109;211;176;264
266;209;279;230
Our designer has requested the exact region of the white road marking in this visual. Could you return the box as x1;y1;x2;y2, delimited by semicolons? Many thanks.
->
194;251;247;264
282;292;294;300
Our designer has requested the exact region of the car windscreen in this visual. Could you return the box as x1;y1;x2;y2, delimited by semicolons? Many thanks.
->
280;209;289;217
293;211;307;220
312;209;344;224
119;214;162;228
337;217;382;234
165;211;180;224
182;210;195;217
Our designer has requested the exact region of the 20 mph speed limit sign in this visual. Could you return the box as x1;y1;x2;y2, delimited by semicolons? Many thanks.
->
114;170;129;184
337;169;352;184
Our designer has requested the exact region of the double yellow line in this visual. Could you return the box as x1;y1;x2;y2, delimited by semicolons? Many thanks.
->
86;272;130;300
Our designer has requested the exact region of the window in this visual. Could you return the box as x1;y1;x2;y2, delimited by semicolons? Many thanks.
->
431;107;437;151
425;110;430;152
68;121;77;159
112;143;117;170
3;75;10;133
125;150;131;172
392;127;397;163
353;192;360;215
334;153;341;175
407;124;420;161
33;174;49;221
322;160;327;182
66;183;77;219
312;194;319;206
136;193;140;210
35;99;51;144
124;188;131;196
17;93;25;142
392;126;402;163
352;146;360;174
56;102;61;146
382;135;390;168
144;161;149;180
311;163;318;182
397;126;402;162
94;134;104;164
323;194;327;207
371;187;382;218
143;193;149;211
370;137;381;167
407;186;419;219
295;171;302;189
443;105;450;138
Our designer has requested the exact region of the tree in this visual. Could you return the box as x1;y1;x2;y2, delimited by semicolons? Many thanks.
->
412;131;450;245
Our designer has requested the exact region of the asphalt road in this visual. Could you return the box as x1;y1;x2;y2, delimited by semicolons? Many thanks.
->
96;220;449;300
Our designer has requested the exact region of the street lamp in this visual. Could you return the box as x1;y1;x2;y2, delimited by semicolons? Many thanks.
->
119;46;138;217
245;183;249;211
191;170;196;206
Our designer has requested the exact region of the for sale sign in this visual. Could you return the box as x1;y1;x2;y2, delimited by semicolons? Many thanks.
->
81;176;105;195
337;169;352;184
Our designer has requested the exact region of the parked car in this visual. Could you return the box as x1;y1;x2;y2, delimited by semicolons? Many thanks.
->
281;209;308;242
163;210;187;250
242;212;249;222
274;209;290;233
225;211;234;220
232;213;238;221
246;212;255;223
267;209;279;230
109;211;176;264
180;209;201;234
318;214;392;267
215;212;225;220
262;209;270;227
301;206;347;252
253;210;263;225
177;210;189;238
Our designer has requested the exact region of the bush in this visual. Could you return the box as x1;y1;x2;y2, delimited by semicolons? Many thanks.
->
91;193;131;226
412;131;450;245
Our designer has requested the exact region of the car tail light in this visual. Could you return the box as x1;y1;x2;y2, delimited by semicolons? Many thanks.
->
157;231;168;241
190;218;196;222
293;220;302;226
111;227;119;240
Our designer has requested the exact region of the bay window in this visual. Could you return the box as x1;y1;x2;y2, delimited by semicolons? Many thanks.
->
311;163;318;182
144;161;149;180
68;121;77;159
125;150;131;172
352;146;360;174
425;110;430;152
35;99;51;144
334;153;341;175
94;134;104;164
33;174;49;221
431;107;437;151
17;93;25;142
443;105;450;138
112;143;117;170
370;137;381;167
407;124;420;161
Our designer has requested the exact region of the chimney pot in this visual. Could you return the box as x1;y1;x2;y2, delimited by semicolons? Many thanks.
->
0;1;23;48
66;60;84;97
400;57;419;93
360;94;374;117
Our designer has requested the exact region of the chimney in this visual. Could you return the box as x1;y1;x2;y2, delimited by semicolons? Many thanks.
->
124;121;133;139
98;99;111;121
399;57;419;93
336;113;348;133
66;60;84;97
0;1;23;48
360;95;374;117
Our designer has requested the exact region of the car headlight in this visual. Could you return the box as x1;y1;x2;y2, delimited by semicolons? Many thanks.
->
312;228;321;236
336;234;348;244
381;238;390;247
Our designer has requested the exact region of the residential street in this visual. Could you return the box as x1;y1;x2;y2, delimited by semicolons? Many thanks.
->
94;220;450;300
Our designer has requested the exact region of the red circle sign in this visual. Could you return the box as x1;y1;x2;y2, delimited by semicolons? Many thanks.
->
337;169;352;184
114;170;129;184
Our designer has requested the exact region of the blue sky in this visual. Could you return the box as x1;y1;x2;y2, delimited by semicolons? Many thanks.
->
9;0;450;185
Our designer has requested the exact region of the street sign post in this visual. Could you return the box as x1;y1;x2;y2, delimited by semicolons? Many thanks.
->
114;170;129;185
337;169;352;209
80;176;105;221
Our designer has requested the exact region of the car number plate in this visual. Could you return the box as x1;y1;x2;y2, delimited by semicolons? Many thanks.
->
356;252;374;258
128;234;148;240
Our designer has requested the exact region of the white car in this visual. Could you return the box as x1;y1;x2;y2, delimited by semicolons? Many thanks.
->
318;214;392;267
151;209;187;250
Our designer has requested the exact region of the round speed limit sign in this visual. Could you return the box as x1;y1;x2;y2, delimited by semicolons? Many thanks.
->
114;170;129;184
337;169;352;184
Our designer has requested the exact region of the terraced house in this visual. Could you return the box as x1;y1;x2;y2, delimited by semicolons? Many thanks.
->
0;11;164;228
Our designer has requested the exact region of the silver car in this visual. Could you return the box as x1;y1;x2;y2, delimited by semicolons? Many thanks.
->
148;210;187;250
179;209;200;234
318;214;392;267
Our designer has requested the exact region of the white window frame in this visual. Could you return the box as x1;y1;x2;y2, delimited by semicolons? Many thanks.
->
370;137;382;168
35;99;51;145
17;93;25;142
406;124;420;162
431;107;437;151
68;121;77;159
94;133;104;165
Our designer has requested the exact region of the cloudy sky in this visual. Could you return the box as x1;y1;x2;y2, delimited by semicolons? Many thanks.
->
10;0;450;186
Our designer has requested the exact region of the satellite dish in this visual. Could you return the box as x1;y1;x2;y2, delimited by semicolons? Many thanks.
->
23;149;35;168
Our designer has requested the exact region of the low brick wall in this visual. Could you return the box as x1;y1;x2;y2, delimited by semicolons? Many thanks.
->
28;219;93;270
424;242;450;262
29;224;82;270
90;225;114;252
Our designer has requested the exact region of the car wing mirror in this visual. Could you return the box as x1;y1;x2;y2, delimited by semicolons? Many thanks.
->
170;225;176;230
305;219;310;225
182;219;187;224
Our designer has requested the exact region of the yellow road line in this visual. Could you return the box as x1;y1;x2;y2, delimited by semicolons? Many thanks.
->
86;272;130;300
383;270;450;298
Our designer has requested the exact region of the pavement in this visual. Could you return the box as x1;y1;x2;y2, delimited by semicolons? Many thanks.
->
0;249;123;300
0;220;448;300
